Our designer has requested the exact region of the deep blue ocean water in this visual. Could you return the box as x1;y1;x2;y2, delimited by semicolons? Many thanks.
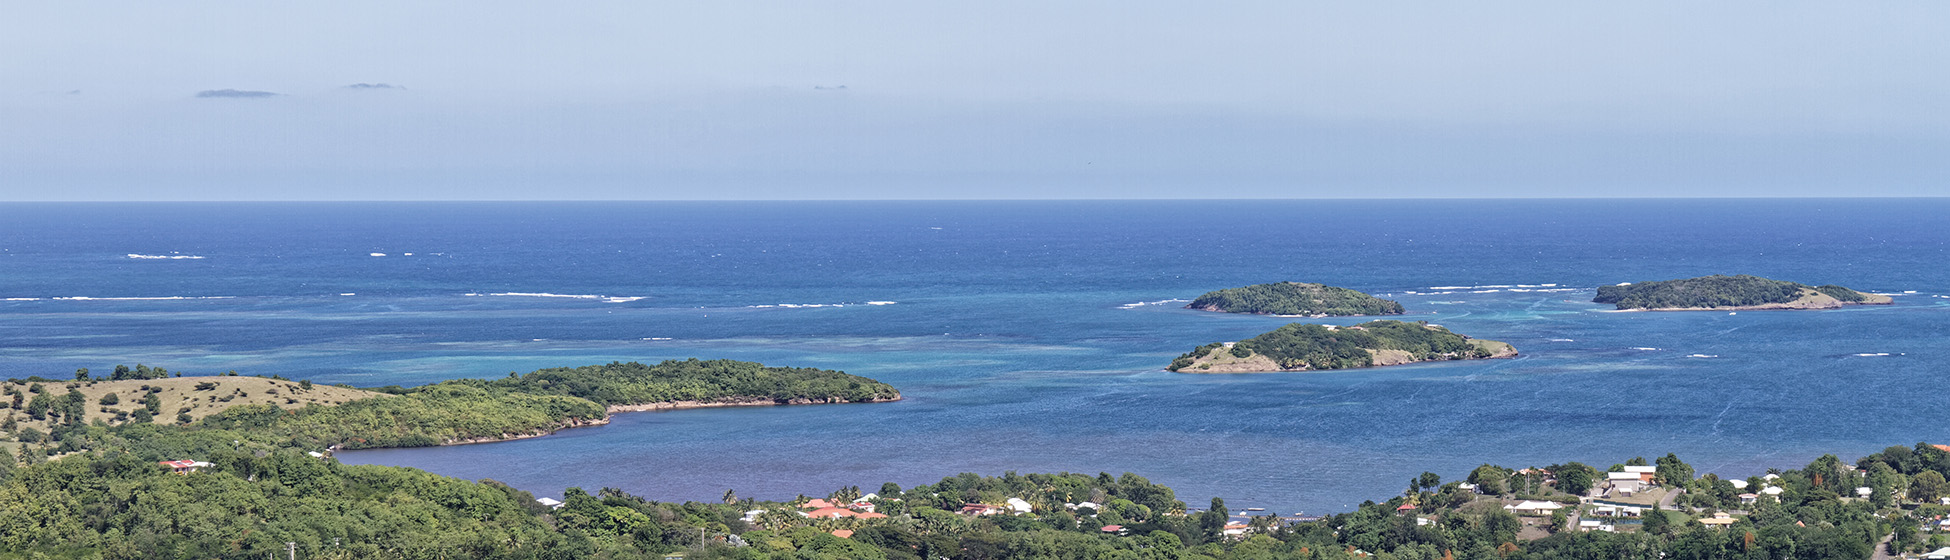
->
2;199;1946;514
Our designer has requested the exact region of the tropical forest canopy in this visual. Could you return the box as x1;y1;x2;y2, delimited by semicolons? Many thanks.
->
1187;282;1406;316
1592;275;1874;310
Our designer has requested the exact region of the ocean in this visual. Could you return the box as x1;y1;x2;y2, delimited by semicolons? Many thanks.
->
1;199;1945;514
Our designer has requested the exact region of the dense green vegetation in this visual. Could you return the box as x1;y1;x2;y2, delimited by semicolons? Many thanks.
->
1593;275;1877;310
464;359;901;406
1169;320;1507;372
2;361;897;460
1187;282;1405;316
5;424;1942;559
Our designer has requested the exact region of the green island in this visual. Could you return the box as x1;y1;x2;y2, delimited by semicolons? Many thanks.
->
1168;320;1516;373
1593;275;1892;311
1186;282;1406;317
1;363;1944;560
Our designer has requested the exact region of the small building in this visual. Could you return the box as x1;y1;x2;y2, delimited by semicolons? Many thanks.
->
1854;487;1873;498
1395;503;1418;514
741;509;766;523
854;511;888;519
802;499;835;510
158;460;212;474
1622;465;1658;482
830;529;854;539
1728;479;1749;490
1761;486;1783;497
1927;547;1950;560
1698;512;1737;527
1578;519;1614;532
1738;493;1758;504
1761;473;1780;482
1607;471;1645;493
536;497;565;509
961;503;1003;516
1457;483;1479;493
1505;501;1564;516
805;507;855;519
1067;501;1101;511
1100;525;1126;534
1006;498;1034;514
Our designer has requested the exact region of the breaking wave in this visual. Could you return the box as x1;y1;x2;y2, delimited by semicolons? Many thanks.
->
465;292;646;303
1119;298;1190;309
127;253;204;260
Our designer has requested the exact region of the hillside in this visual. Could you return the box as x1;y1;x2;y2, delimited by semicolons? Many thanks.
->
1186;282;1405;316
1168;320;1515;373
0;375;382;456
1593;275;1892;310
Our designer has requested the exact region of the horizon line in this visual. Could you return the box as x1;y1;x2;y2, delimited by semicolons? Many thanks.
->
3;195;1948;203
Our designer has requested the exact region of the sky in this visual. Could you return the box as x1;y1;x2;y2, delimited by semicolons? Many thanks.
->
2;2;1946;200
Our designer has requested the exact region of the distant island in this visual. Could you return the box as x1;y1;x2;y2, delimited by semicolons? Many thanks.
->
1185;282;1405;316
1593;275;1892;311
1168;320;1515;373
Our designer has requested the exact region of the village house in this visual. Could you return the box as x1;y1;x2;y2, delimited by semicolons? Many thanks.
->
1622;465;1658;483
1606;471;1645;494
1698;512;1738;527
1504;501;1564;516
536;497;565;509
1578;519;1614;532
158;460;212;474
961;503;1004;516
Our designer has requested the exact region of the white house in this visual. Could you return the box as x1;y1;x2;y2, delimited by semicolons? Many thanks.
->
741;509;766;523
1762;473;1781;482
1728;479;1749;490
1607;471;1645;493
1505;501;1564;516
1006;498;1034;514
1854;487;1873;498
536;498;565;509
1578;519;1614;532
1762;486;1783;496
1927;547;1950;560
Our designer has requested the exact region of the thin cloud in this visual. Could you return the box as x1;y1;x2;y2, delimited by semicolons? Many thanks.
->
345;83;405;90
196;89;279;98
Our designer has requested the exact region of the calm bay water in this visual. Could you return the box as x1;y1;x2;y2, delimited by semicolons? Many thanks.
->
1;199;1945;514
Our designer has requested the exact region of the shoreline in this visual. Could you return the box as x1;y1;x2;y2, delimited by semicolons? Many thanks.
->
1177;345;1519;374
426;396;903;446
1615;297;1894;312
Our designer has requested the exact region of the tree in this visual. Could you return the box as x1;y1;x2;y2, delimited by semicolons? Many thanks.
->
1655;453;1694;486
1642;504;1670;536
74;368;89;381
1551;463;1599;496
1417;472;1442;492
1469;465;1509;495
1912;471;1946;504
1548;509;1567;532
723;489;738;504
99;393;119;406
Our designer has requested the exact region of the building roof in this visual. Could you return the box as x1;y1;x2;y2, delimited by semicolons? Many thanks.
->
1507;500;1564;511
830;530;854;539
803;499;834;509
1698;512;1738;526
855;512;888;519
1607;471;1643;480
805;507;854;518
1622;466;1657;474
1396;504;1417;511
1100;525;1124;532
1729;479;1749;489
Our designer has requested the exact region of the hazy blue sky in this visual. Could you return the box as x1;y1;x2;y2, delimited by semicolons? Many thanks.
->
3;2;1946;200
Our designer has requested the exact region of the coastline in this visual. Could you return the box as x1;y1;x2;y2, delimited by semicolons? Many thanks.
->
429;395;904;446
1616;294;1894;312
1177;344;1518;374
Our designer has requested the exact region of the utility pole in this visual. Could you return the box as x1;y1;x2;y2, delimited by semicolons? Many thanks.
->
287;541;295;560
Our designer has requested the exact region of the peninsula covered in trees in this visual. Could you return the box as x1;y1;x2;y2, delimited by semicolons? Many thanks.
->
1;359;898;453
1186;282;1406;317
1168;320;1515;373
1593;275;1891;311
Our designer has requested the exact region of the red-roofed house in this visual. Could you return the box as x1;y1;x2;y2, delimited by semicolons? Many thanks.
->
158;460;212;474
830;530;854;539
961;503;1003;516
804;507;855;519
1933;444;1950;453
803;499;835;510
1100;525;1125;534
1395;504;1417;513
854;512;888;519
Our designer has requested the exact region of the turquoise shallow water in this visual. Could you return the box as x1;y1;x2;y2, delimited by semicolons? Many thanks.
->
1;199;1945;514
